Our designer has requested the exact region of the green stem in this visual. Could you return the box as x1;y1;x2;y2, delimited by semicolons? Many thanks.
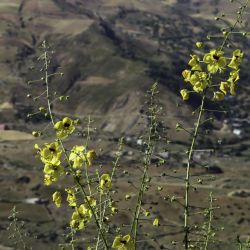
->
85;162;92;196
15;220;28;250
204;192;213;250
95;170;102;250
70;227;75;250
184;94;205;249
219;0;249;51
85;115;92;195
75;177;109;249
130;84;158;248
95;137;124;250
131;155;152;248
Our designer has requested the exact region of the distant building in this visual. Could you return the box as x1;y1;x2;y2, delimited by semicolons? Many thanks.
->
0;124;8;130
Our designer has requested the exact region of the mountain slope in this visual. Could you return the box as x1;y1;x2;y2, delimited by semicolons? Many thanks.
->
0;0;249;138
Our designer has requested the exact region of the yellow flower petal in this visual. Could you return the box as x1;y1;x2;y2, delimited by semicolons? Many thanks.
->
54;117;75;139
153;218;159;226
213;91;225;101
52;191;62;208
180;89;189;101
100;174;111;192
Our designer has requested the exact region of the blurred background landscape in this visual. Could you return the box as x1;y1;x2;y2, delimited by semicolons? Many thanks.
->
0;0;250;249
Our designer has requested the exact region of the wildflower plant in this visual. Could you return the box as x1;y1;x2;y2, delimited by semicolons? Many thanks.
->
178;1;249;248
129;83;167;248
28;54;164;248
7;206;30;250
187;192;220;250
27;41;127;249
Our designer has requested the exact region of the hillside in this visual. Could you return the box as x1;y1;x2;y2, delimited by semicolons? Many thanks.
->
0;0;249;139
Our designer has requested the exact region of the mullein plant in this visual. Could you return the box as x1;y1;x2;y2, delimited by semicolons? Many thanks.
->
128;83;165;249
187;192;220;250
178;1;248;249
28;41;126;249
105;84;165;250
7;206;30;250
202;193;218;250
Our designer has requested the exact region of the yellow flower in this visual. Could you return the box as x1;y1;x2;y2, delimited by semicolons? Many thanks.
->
40;142;62;164
44;174;57;186
195;42;203;48
32;131;41;137
125;194;131;201
203;49;227;74
43;158;64;179
65;188;77;207
100;174;111;192
112;234;133;250
144;211;150;217
189;71;210;93
69;146;96;167
70;204;92;230
76;169;82;177
70;219;84;230
227;71;238;96
219;82;230;95
85;196;97;207
213;91;225;101
86;150;96;166
182;70;192;82
70;212;85;230
180;89;189;101
34;143;41;151
78;204;92;220
228;70;240;83
54;117;76;139
188;55;202;71
153;218;159;227
52;191;62;208
228;49;243;70
111;206;118;214
69;145;86;168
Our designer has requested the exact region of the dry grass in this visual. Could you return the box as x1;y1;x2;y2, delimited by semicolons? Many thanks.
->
0;130;35;141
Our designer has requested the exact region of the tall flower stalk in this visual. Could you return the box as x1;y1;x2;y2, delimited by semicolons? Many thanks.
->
180;1;248;248
30;41;109;249
130;83;161;248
